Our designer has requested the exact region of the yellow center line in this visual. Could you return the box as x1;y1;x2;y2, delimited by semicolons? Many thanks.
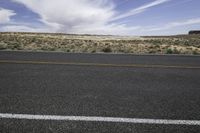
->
0;60;200;69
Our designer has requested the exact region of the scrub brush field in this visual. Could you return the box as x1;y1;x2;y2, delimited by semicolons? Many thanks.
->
0;32;200;55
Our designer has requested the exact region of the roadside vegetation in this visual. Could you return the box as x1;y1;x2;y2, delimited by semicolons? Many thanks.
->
0;32;200;55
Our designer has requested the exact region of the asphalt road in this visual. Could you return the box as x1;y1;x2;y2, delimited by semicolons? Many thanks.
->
0;51;200;133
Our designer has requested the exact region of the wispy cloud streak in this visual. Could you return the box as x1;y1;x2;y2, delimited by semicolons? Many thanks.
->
112;0;171;21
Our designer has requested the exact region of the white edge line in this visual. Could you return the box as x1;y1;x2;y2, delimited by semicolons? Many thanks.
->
0;113;200;126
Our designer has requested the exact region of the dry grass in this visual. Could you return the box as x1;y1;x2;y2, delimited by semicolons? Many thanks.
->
0;32;200;55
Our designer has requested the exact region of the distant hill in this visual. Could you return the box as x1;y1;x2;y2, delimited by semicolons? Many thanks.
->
189;31;200;35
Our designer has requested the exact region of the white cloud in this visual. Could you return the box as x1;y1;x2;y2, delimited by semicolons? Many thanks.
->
7;0;199;36
0;8;16;24
11;0;172;35
1;0;199;36
112;0;171;21
12;0;117;34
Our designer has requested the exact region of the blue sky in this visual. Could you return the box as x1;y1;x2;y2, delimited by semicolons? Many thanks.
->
0;0;200;35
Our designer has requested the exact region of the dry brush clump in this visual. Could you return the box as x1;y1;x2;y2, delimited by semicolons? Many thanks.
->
0;32;200;55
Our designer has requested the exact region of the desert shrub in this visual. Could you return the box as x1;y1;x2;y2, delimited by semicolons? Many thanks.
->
13;43;21;50
183;40;190;46
102;47;112;53
93;42;98;46
173;40;180;45
64;49;70;52
49;47;56;51
146;39;162;45
165;48;180;54
173;48;180;54
192;50;199;55
105;42;110;46
6;41;21;50
166;48;173;54
0;42;7;50
41;45;55;51
31;37;36;42
118;48;125;53
149;50;157;54
91;49;96;53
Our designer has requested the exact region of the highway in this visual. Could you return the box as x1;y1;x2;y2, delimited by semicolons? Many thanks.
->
0;51;200;133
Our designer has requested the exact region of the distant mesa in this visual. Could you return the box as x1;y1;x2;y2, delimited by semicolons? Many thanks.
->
189;30;200;35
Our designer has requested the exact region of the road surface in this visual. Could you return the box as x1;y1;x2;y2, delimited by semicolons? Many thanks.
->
0;51;200;133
